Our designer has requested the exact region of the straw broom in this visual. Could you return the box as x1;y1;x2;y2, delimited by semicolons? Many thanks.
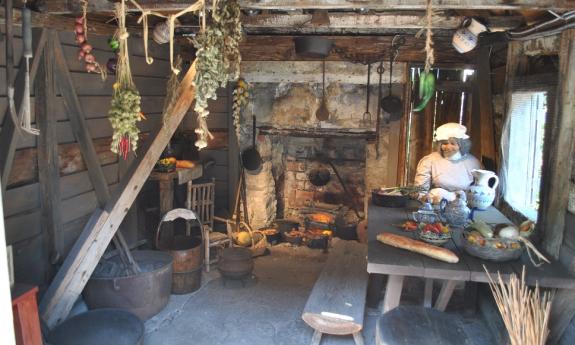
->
485;266;554;345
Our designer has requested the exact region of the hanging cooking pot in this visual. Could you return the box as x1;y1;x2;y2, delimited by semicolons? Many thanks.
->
380;36;404;120
241;115;262;171
308;166;331;187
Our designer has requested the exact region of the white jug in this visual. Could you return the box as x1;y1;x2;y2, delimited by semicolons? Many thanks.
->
466;169;499;210
452;18;487;53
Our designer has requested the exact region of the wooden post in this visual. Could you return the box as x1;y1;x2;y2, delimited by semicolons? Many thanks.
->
542;30;575;345
39;62;198;329
51;31;138;269
228;83;240;214
541;29;575;259
36;30;63;271
474;45;496;169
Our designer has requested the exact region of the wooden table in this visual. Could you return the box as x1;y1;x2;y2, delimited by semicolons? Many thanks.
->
367;201;575;314
149;166;204;214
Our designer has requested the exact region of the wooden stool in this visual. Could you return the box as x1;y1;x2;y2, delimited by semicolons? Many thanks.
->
302;241;368;345
376;306;467;345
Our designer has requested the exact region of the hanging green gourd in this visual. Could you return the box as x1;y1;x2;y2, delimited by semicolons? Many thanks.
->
108;0;143;159
414;0;436;112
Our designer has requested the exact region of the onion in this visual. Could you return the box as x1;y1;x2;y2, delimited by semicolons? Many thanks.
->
80;42;93;53
75;17;84;24
75;34;86;44
77;49;86;61
85;63;97;73
498;226;519;239
75;23;84;34
84;54;96;64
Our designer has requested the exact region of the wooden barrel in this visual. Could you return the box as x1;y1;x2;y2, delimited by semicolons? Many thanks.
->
159;235;204;294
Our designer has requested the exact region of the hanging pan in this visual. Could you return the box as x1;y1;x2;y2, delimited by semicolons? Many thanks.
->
241;115;262;171
380;36;405;120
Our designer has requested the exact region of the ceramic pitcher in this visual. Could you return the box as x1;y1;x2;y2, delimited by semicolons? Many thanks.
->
466;169;499;210
440;191;471;227
452;18;487;53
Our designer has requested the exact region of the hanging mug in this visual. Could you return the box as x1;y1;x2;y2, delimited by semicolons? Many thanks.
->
452;18;488;53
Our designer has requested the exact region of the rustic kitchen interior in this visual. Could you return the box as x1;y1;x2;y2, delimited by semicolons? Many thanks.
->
2;1;575;345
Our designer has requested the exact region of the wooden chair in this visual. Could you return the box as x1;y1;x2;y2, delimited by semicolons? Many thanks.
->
186;178;232;272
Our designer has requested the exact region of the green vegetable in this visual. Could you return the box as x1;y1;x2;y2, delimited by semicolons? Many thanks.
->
413;71;436;112
470;220;494;239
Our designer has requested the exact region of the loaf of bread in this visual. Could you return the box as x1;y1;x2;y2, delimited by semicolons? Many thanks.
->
176;160;195;169
377;232;459;263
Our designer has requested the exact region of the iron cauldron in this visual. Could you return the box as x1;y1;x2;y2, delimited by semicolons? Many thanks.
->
46;309;144;345
83;250;172;320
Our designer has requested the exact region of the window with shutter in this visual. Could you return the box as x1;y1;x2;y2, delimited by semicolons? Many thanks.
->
504;91;547;220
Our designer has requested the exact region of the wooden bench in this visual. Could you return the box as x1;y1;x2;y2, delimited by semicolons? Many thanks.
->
302;240;369;345
376;306;467;345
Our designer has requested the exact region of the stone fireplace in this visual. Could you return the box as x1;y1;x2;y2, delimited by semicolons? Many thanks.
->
238;61;404;230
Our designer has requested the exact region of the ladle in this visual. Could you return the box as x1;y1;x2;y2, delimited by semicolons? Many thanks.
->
316;60;329;121
380;36;405;120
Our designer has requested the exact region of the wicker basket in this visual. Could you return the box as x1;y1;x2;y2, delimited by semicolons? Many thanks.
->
233;221;267;257
462;230;524;262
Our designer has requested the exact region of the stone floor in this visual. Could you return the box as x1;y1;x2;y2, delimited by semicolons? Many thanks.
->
144;241;496;345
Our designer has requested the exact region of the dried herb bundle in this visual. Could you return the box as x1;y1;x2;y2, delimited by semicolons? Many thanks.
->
193;0;242;149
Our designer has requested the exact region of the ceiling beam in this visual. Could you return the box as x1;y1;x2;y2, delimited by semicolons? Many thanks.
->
36;0;575;14
0;8;138;36
241;0;573;11
241;13;524;34
240;35;475;63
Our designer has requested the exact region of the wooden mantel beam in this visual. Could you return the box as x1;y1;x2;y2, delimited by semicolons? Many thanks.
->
39;62;198;329
36;0;575;13
240;35;474;63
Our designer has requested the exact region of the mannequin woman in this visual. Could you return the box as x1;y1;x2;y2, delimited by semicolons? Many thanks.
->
414;123;481;203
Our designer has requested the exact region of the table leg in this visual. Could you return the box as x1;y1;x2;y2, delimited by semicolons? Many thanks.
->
367;274;385;309
158;180;174;242
423;278;433;308
463;281;479;316
310;330;322;345
352;332;365;345
434;280;458;312
382;275;404;314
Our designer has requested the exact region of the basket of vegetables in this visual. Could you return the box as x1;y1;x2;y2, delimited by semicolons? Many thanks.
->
418;222;451;246
462;221;528;262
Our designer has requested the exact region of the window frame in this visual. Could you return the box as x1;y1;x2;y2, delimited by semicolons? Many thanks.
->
500;73;557;224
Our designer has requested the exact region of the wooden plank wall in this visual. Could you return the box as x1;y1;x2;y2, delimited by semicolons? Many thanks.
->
1;26;171;286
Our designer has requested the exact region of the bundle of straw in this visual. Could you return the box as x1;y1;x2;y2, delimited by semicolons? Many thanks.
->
486;266;554;345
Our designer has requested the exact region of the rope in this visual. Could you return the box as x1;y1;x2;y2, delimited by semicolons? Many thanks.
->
424;0;435;73
129;0;204;74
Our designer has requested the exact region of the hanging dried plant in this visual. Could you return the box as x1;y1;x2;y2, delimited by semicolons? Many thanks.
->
192;0;243;149
232;78;249;140
108;0;142;159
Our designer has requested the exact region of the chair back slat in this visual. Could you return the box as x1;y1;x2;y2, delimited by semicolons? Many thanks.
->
187;178;216;231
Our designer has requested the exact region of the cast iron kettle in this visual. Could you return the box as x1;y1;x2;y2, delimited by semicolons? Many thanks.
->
241;115;262;171
380;36;405;120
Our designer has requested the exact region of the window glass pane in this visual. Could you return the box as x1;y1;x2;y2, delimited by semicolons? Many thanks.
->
505;91;547;220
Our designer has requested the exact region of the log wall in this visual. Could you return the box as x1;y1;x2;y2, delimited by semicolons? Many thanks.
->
0;27;172;286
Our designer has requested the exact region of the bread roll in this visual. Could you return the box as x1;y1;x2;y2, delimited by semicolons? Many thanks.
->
377;232;459;263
